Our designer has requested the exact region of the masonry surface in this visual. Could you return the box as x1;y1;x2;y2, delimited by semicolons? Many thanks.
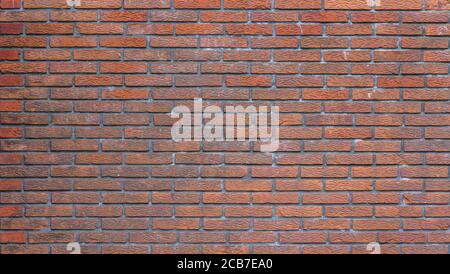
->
0;0;449;254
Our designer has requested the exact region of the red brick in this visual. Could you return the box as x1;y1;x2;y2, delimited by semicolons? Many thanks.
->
275;0;322;10
0;232;25;243
0;50;20;60
174;0;220;9
124;0;170;9
100;37;146;48
302;12;349;22
50;37;96;48
280;232;327;243
78;23;124;35
224;0;271;9
101;11;147;22
1;0;20;8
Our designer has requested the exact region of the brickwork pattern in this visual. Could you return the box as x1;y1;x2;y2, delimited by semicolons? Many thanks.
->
0;0;449;254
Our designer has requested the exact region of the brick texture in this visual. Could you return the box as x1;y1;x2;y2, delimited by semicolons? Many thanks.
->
0;0;449;254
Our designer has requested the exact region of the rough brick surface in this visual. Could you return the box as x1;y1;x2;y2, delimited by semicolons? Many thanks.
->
0;0;449;254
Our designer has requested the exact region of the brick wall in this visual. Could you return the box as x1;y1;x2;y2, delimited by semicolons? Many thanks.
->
0;0;449;254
